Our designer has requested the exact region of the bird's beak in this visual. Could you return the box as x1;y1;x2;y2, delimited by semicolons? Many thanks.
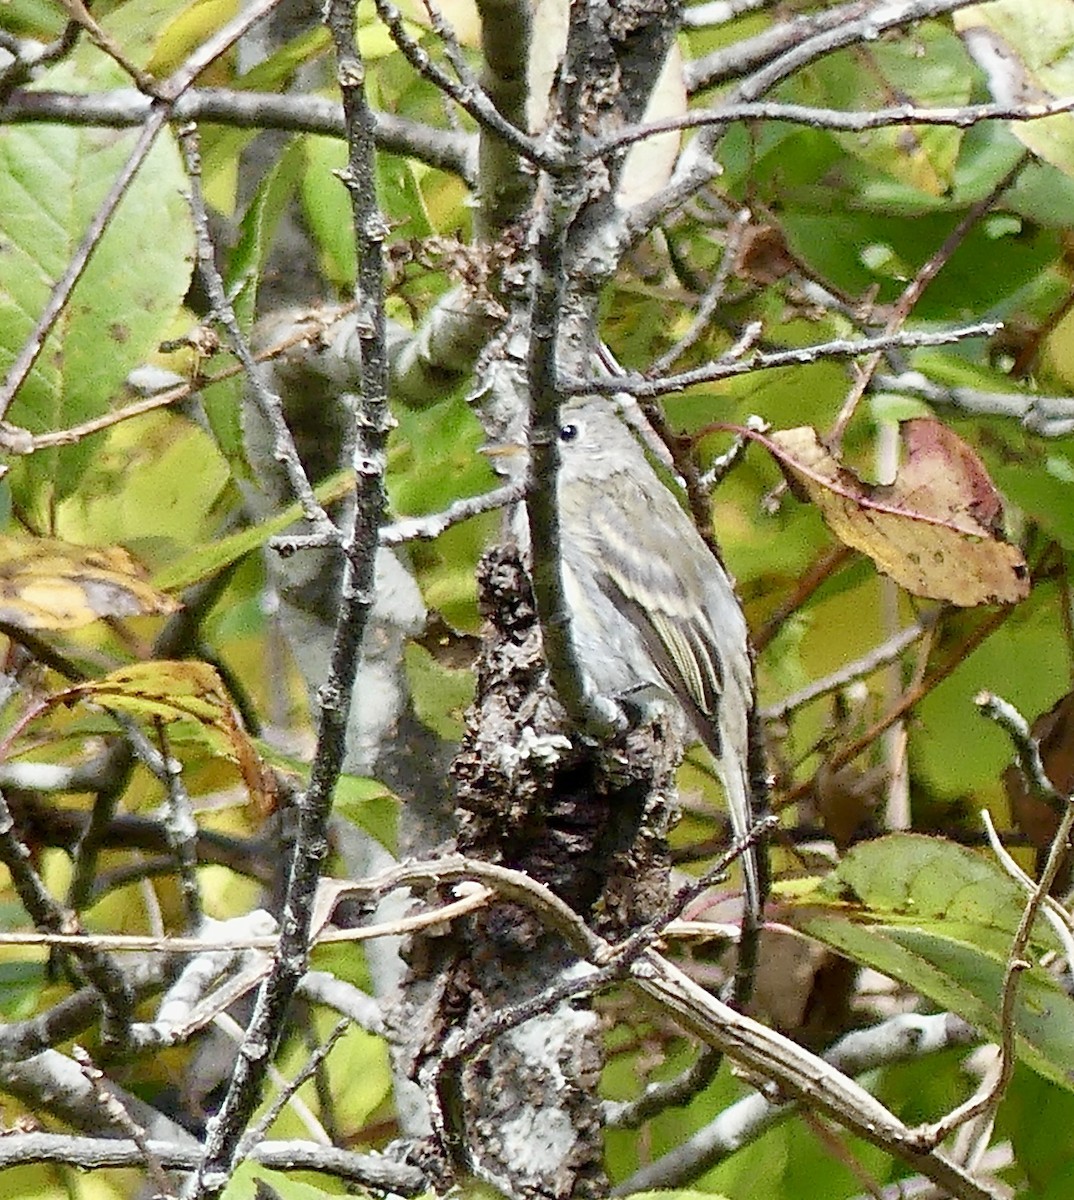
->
478;441;527;460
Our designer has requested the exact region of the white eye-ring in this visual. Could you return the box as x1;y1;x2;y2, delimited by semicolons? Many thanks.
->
559;421;580;443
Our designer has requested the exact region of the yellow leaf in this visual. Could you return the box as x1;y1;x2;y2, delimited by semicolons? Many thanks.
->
53;661;274;812
0;537;181;631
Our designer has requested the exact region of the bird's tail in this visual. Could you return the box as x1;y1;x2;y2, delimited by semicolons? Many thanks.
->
719;701;769;1007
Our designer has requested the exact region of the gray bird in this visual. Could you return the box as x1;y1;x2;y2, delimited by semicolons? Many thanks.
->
552;397;765;932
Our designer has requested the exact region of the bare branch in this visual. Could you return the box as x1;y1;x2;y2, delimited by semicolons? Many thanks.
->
829;155;1028;447
180;125;334;535
632;953;1002;1200
0;789;133;1047
72;1045;176;1199
629;0;985;244
878;371;1074;438
156;0;286;101
687;0;995;93
378;482;525;545
0;1133;427;1192
599;92;1074;156
191;5;395;1189
373;0;560;172
0;87;476;178
568;322;1002;398
613;1012;978;1188
763;617;937;724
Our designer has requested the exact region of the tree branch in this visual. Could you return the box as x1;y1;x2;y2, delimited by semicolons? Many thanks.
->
0;1133;427;1192
0;87;476;179
191;4;393;1190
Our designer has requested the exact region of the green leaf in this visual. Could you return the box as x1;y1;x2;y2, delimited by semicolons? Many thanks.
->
257;741;398;854
333;773;399;854
1000;1069;1074;1195
0;65;195;512
793;835;1074;1090
799;23;971;196
49;660;274;811
404;643;473;741
0;959;45;1021
389;395;494;630
151;469;352;592
147;0;242;76
994;455;1074;551
200;139;305;469
956;1;1074;180
622;1192;731;1200
222;1162;339;1199
302;135;358;289
780;204;1057;319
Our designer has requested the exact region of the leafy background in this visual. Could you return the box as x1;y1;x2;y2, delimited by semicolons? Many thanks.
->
1;0;1074;1197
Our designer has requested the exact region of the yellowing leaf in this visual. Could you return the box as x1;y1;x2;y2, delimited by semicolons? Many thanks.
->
52;661;273;811
0;536;181;631
956;1;1074;179
766;420;1029;606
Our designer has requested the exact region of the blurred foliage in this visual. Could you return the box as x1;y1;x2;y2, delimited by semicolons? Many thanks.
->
1;0;1074;1197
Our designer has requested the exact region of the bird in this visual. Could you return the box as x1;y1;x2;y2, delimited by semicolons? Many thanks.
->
551;396;766;941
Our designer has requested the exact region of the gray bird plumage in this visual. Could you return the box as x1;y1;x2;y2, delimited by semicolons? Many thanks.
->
554;397;764;929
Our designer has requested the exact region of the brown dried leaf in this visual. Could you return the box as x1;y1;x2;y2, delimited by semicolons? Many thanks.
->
767;421;1029;606
1004;690;1074;894
0;536;180;631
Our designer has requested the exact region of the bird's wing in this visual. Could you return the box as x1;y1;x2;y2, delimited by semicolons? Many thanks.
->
590;475;764;947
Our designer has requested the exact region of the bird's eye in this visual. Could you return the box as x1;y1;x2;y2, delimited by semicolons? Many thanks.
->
559;422;580;443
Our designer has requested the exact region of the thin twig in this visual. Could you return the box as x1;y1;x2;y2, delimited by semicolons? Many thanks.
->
650;208;753;375
153;719;202;930
628;0;983;244
567;322;1002;398
53;0;160;93
179;125;334;534
156;0;286;101
373;0;559;171
379;482;525;545
763;617;936;723
0;886;495;954
72;1045;176;1198
778;599;1024;809
0;1132;427;1191
598;93;1074;157
0;789;133;1047
685;0;973;92
981;809;1074;969
0;87;475;178
828;155;1029;446
236;1018;350;1160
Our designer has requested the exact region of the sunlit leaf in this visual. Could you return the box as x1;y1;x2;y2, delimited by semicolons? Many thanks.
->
956;0;1074;179
200;139;305;469
151;469;352;592
50;660;274;811
0;535;180;631
792;834;1074;1090
0;61;195;510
